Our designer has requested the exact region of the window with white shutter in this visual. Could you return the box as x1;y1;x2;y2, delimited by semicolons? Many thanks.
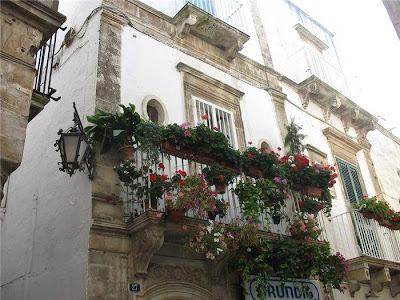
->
336;157;364;204
193;97;237;148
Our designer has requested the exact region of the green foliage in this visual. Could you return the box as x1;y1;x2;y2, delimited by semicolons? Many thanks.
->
136;121;162;163
113;160;141;183
161;123;194;148
284;119;306;155
241;147;278;178
289;212;322;240
202;163;237;185
85;104;142;153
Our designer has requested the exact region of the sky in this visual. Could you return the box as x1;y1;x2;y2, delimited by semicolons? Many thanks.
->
290;0;400;138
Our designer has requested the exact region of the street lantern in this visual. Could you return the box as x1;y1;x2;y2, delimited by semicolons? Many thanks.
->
54;102;94;179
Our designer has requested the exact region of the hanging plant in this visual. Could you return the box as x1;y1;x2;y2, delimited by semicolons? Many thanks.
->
284;118;306;155
202;163;237;194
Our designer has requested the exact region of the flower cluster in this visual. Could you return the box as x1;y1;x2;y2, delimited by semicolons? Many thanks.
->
319;252;349;292
113;160;141;183
184;220;234;260
289;212;322;240
299;196;324;215
354;196;400;230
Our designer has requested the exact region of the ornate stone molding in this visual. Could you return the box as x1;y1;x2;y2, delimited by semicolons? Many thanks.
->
207;249;236;281
298;81;319;109
348;280;361;297
148;263;208;285
323;127;362;157
294;23;329;52
128;212;165;278
171;3;249;62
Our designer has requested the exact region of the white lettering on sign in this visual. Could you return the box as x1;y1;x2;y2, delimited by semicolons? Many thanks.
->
245;278;321;300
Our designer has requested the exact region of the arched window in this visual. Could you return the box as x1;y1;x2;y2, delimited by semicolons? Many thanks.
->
258;140;272;154
142;95;168;125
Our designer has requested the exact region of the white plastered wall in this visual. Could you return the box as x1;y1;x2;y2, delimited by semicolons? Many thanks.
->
0;1;102;299
121;26;283;151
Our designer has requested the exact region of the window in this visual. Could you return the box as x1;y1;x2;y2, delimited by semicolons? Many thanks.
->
185;0;216;16
193;97;236;147
336;157;364;204
142;96;168;125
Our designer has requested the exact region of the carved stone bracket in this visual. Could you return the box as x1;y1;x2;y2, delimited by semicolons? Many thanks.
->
322;96;341;121
128;212;165;278
348;261;370;283
207;249;236;281
370;268;391;293
225;39;244;62
348;280;361;297
390;273;400;297
176;13;198;38
299;81;319;109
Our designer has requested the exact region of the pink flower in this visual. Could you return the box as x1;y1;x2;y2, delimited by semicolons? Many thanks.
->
221;223;226;228
190;242;194;248
227;232;232;238
273;177;280;183
222;241;227;248
312;226;319;231
184;130;192;137
156;213;163;218
200;244;205;249
182;225;188;230
187;203;193;209
248;141;253;145
166;192;173;201
178;192;184;197
195;201;200;208
180;122;191;129
215;220;219;225
199;231;205;236
300;224;307;231
220;235;225;241
282;179;288;185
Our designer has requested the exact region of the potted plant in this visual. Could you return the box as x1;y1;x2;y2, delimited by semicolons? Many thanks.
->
234;178;289;222
354;196;389;221
241;147;277;179
289;212;322;240
85;104;142;160
136;121;162;163
299;196;324;216
202;163;236;194
113;160;141;184
174;173;228;219
160;123;194;159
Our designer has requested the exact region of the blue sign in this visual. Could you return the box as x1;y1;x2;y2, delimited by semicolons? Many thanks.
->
246;277;321;300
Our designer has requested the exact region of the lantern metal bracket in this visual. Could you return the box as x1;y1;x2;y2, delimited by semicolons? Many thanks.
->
54;102;95;179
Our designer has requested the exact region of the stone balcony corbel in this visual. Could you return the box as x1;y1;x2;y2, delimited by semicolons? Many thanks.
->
348;260;370;283
370;267;391;293
390;273;400;297
172;3;249;62
127;211;165;279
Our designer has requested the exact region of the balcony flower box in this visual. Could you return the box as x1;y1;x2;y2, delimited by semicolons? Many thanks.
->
118;145;136;162
161;141;193;160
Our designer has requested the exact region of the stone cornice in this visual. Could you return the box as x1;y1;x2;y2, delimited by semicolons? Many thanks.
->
323;127;362;154
266;87;287;104
177;62;245;98
4;0;66;42
294;23;329;51
0;51;36;69
305;144;327;158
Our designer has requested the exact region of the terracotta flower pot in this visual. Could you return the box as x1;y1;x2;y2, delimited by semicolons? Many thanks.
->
168;209;185;223
118;145;135;162
244;165;262;178
144;201;158;211
388;222;400;230
161;141;193;160
361;211;376;220
215;182;226;194
195;153;216;165
378;219;392;228
302;186;323;198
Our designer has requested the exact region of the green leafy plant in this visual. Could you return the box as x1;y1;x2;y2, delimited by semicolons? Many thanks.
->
202;163;237;185
284;119;306;155
299;196;324;215
136;121;162;163
85;103;142;153
289;212;322;240
234;178;289;222
161;123;194;148
113;160;141;184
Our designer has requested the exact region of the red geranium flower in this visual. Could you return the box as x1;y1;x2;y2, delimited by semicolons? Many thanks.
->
178;170;187;177
105;195;113;202
150;174;157;182
299;201;304;207
362;195;368;198
160;175;168;181
318;204;324;211
219;175;225;182
158;162;165;170
179;180;185;186
213;127;218;131
277;147;282;151
247;153;254;159
202;115;209;120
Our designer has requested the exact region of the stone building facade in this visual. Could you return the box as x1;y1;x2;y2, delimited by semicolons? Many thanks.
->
1;0;400;299
0;0;66;197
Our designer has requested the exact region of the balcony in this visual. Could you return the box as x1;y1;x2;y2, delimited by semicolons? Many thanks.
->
116;149;329;242
30;31;60;120
328;210;400;296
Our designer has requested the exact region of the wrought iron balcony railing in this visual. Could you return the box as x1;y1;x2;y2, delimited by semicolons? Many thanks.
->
33;32;60;101
118;149;328;241
328;210;400;263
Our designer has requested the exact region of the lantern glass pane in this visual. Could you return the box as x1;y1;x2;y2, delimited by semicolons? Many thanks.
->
63;133;80;169
77;138;89;166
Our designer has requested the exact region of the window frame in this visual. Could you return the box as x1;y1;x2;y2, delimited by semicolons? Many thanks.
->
336;156;365;205
193;96;238;149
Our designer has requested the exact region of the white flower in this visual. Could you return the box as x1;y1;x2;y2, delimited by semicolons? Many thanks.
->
210;255;215;260
288;160;293;164
291;164;296;168
247;248;251;252
217;248;223;253
289;156;294;161
220;228;225;233
214;238;220;242
207;226;212;233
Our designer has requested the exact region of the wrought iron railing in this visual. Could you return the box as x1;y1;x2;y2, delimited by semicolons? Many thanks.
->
33;32;60;101
119;149;327;240
328;210;400;262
